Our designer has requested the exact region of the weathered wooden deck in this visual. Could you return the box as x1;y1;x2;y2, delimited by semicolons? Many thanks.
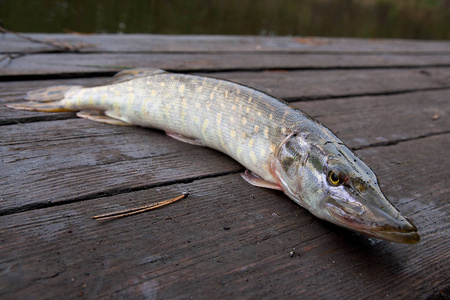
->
0;34;449;299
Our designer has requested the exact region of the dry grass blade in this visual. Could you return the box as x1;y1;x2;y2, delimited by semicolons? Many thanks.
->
92;192;189;221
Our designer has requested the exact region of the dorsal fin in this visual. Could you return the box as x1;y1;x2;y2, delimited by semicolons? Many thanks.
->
112;68;167;83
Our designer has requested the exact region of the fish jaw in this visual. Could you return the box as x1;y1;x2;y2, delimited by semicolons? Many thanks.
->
324;191;420;244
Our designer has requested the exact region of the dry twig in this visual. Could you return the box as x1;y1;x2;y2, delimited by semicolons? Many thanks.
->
92;193;189;221
0;25;94;52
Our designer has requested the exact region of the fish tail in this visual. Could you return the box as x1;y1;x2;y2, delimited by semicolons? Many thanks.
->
6;85;82;112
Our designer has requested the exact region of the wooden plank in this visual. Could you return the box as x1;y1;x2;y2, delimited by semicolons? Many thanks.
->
1;69;450;125
1;33;450;54
2;86;448;150
206;68;450;100
1;33;449;299
3;68;449;102
1;88;448;214
1;52;450;76
4;68;450;101
0;134;448;299
0;119;242;214
294;90;450;148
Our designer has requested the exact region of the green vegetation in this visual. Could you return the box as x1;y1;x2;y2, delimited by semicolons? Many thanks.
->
1;0;449;39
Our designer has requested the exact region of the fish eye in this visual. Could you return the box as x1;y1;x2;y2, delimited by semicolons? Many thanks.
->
328;171;343;186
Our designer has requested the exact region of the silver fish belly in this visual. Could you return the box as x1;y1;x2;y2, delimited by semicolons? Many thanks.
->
7;68;419;244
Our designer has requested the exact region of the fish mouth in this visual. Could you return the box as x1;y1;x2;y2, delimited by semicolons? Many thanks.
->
325;199;420;244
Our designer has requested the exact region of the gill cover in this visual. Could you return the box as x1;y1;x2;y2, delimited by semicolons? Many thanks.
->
271;131;312;207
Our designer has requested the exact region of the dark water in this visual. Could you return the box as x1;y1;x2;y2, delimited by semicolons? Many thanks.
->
1;0;450;40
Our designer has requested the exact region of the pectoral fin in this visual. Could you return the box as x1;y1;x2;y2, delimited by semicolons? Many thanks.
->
165;131;206;146
77;111;132;126
241;170;282;190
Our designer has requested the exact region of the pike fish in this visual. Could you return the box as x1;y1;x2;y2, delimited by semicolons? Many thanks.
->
7;68;419;244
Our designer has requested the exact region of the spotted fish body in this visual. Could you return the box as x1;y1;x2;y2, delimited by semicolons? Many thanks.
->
65;71;317;184
8;68;420;244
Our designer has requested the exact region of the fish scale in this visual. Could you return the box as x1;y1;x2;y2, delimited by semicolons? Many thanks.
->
67;73;310;183
7;68;420;244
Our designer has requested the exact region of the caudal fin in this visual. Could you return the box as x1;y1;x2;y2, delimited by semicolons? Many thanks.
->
25;85;82;101
6;85;82;112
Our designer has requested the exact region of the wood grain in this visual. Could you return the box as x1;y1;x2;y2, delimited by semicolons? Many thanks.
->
1;87;448;213
2;33;450;54
0;134;448;299
0;34;449;299
1;68;449;124
1;52;450;76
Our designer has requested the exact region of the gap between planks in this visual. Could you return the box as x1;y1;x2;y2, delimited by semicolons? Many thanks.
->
2;65;450;82
1;132;448;217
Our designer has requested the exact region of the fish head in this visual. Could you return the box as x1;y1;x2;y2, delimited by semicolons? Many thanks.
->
272;131;419;244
